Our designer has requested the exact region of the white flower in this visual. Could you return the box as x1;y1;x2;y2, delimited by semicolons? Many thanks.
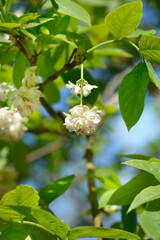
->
65;81;80;95
0;83;12;102
22;66;40;87
0;107;27;142
65;80;97;97
64;105;103;136
11;86;44;117
83;84;98;97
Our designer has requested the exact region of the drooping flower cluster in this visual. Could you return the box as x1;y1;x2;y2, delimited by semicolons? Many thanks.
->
11;86;43;117
64;65;103;136
64;105;103;136
11;66;43;117
0;65;43;142
0;107;27;142
22;66;40;87
66;79;97;97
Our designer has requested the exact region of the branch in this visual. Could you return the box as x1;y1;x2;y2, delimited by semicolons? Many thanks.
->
14;35;37;66
85;136;102;227
39;48;86;90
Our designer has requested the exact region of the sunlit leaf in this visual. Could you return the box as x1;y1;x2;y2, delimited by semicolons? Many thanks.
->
69;226;140;240
0;185;39;221
128;28;156;38
139;34;160;64
99;189;115;209
1;185;39;207
105;1;142;40
51;0;91;26
128;185;160;213
8;206;70;240
140;200;160;239
94;48;133;58
144;57;160;90
122;160;160;182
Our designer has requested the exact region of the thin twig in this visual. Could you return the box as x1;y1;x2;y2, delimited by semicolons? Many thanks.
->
39;49;86;90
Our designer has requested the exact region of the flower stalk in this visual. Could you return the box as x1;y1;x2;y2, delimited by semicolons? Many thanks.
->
80;64;84;106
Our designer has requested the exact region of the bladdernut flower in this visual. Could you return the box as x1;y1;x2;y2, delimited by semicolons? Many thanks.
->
82;84;98;97
65;81;81;95
22;66;40;87
0;107;27;142
11;86;44;117
64;105;103;136
0;83;12;102
65;80;97;97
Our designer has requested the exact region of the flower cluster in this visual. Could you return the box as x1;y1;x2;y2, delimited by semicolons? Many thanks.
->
22;66;40;87
64;66;103;136
0;107;27;142
11;86;43;117
0;65;43;141
66;80;97;97
0;83;12;102
11;66;43;117
64;105;103;136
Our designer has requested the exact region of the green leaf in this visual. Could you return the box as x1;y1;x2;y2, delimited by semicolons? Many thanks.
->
43;82;60;104
0;222;58;240
68;226;140;240
0;45;18;65
3;0;13;19
1;185;39;208
139;34;160;64
128;185;160;213
99;189;116;209
20;27;36;40
119;62;149;130
0;65;13;83
94;48;133;58
13;51;29;88
51;0;91;26
108;172;159;206
123;160;160;182
7;206;70;240
18;13;40;24
0;22;20;29
127;28;156;38
144;58;160;90
140;200;160;240
122;205;137;233
25;18;55;29
0;185;39;222
37;44;68;81
39;175;75;205
105;1;143;40
120;154;152;160
76;0;109;6
52;15;70;34
0;224;28;240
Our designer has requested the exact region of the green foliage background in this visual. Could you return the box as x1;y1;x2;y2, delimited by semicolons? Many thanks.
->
0;0;160;239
